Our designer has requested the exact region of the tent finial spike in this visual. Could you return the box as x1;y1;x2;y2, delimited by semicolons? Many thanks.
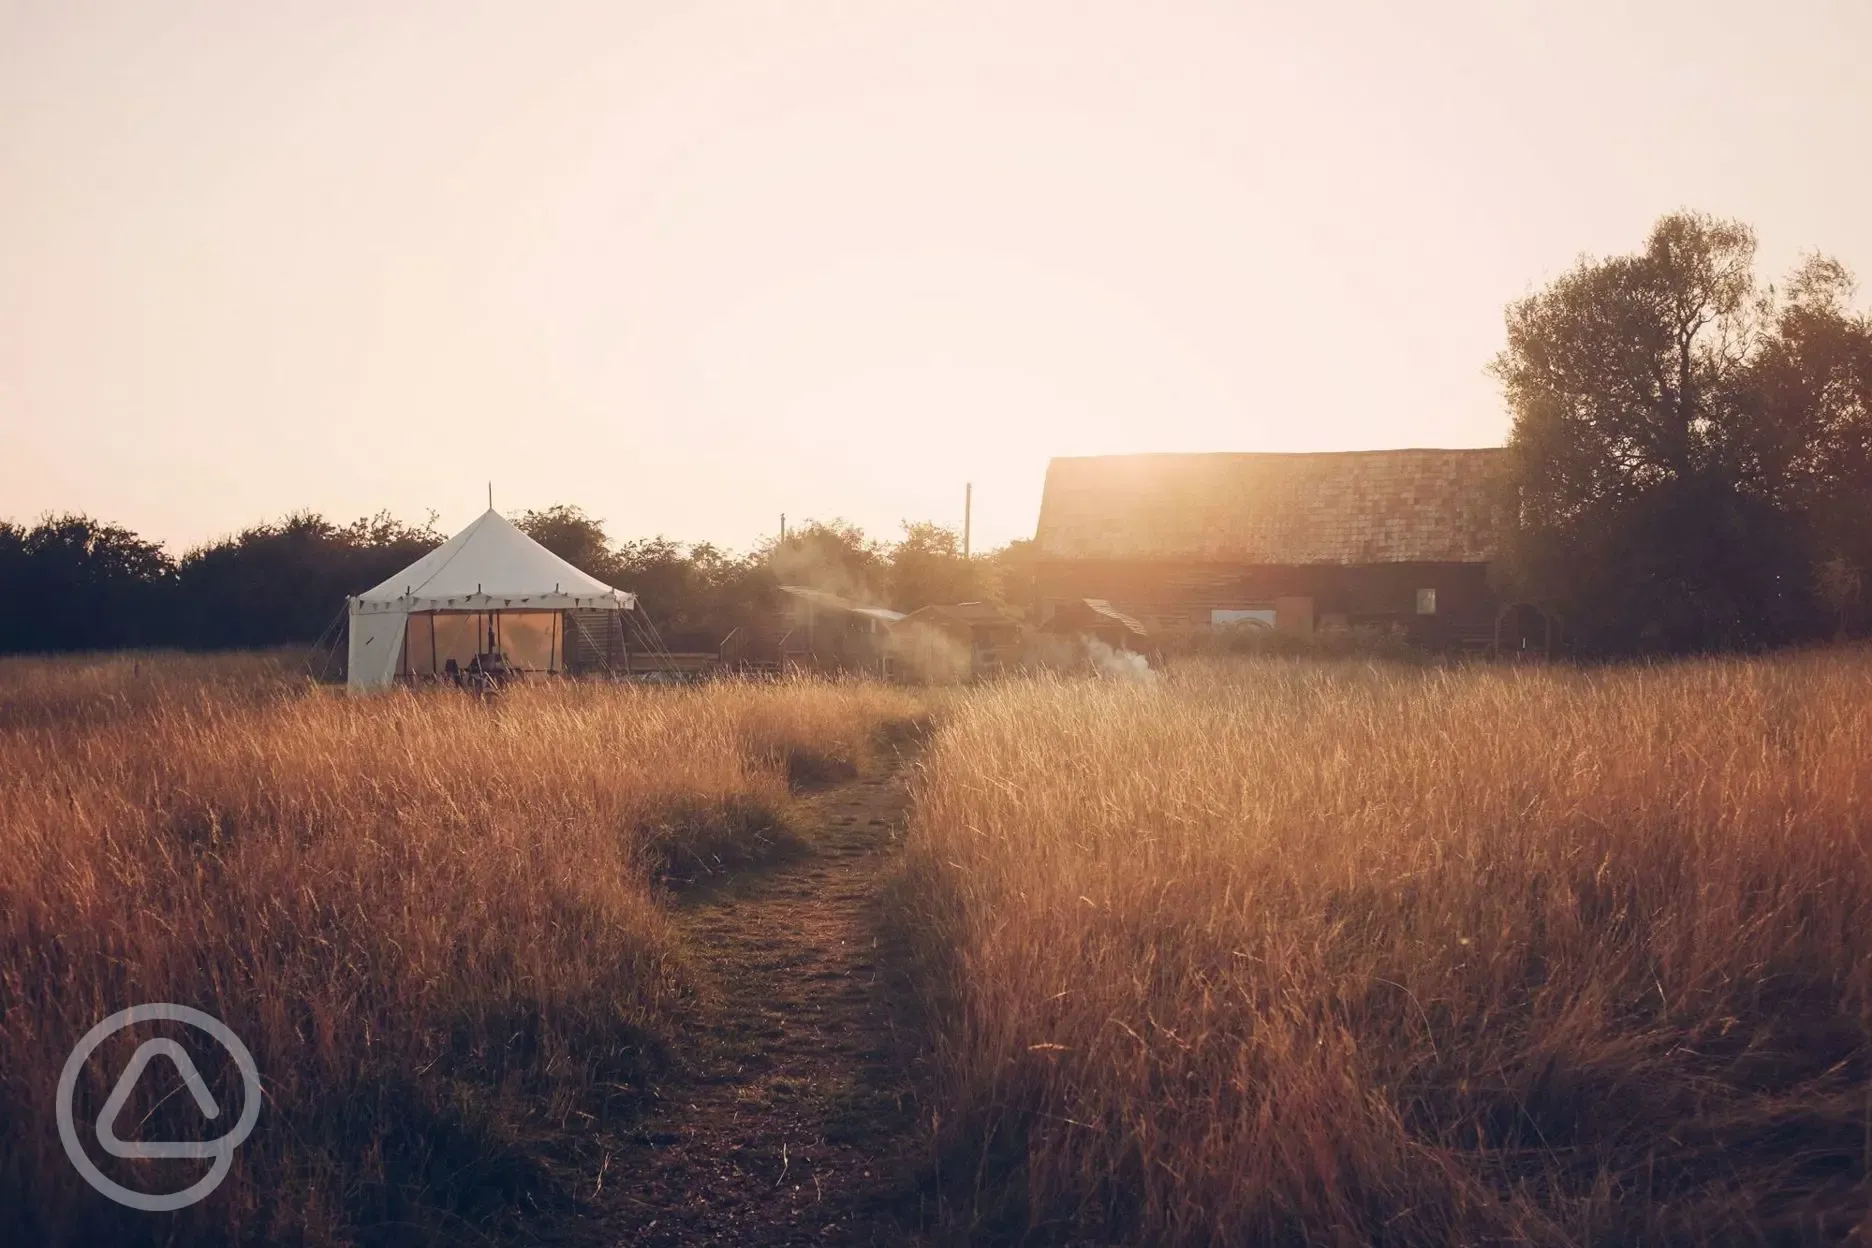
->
488;481;493;510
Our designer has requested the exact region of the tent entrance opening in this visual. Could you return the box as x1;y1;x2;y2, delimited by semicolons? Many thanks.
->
402;610;563;681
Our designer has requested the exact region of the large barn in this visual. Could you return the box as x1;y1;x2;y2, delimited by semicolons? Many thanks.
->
1031;448;1509;649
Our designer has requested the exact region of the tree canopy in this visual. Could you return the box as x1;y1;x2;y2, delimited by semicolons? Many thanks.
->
513;505;618;581
1496;211;1872;652
0;515;174;652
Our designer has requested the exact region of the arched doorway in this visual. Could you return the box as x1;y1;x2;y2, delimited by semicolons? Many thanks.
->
1493;601;1556;658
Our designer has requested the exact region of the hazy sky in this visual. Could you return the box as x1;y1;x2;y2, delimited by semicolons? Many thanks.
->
3;1;1868;555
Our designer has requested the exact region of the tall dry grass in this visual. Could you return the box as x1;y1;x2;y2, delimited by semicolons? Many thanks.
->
0;657;922;1246
900;654;1871;1245
0;649;308;731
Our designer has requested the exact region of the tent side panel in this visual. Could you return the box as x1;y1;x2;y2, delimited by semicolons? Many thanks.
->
564;608;627;673
405;612;437;676
347;606;409;692
497;611;557;671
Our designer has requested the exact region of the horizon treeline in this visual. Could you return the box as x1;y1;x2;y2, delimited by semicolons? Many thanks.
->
0;506;1032;656
8;213;1872;661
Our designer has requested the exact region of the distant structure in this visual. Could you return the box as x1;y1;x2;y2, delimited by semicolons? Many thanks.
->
901;601;1024;680
755;585;903;676
345;508;641;691
1037;598;1151;653
1030;449;1508;650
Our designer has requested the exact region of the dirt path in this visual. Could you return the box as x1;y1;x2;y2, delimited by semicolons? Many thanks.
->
595;753;932;1246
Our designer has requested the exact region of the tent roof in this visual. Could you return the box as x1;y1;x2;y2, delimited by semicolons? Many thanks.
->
350;509;636;614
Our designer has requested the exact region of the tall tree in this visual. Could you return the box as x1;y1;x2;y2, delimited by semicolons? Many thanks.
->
1494;212;1872;652
983;537;1040;617
513;505;619;581
0;514;175;652
758;519;885;603
885;521;994;612
174;510;443;648
1737;256;1872;632
612;537;773;649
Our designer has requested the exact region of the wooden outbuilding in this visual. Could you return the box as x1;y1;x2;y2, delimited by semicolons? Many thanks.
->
1038;598;1151;652
900;601;1024;680
769;585;903;676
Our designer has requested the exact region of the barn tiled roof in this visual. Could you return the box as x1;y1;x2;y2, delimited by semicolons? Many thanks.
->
1033;449;1507;565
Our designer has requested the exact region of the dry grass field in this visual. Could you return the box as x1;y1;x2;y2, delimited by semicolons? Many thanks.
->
7;650;1869;1246
898;655;1872;1245
0;654;922;1246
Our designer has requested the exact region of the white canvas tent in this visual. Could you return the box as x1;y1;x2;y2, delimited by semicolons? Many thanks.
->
346;508;637;691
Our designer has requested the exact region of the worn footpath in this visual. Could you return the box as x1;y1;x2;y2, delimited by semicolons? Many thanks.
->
593;752;934;1246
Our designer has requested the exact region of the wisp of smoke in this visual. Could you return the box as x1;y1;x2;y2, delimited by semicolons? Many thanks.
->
887;621;973;684
1083;637;1157;684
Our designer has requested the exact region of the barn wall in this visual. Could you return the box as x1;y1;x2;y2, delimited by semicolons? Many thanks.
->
1035;559;1497;646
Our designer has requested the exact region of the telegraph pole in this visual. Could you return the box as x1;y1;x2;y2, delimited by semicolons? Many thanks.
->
963;483;972;559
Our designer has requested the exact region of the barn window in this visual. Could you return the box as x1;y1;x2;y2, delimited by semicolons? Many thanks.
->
1416;588;1437;615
